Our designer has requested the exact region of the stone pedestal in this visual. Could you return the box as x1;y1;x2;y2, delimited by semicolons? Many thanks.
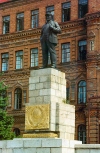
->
23;68;75;139
0;138;82;153
0;68;82;153
29;68;66;104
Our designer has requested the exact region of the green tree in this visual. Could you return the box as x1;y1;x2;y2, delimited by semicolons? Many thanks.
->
0;81;15;140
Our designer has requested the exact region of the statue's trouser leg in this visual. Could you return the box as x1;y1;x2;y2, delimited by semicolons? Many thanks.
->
46;41;57;67
41;41;48;67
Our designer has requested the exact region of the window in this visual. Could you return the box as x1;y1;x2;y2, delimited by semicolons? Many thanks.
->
46;6;54;20
78;0;88;18
16;13;24;31
13;128;20;136
3;16;10;34
90;41;94;51
1;53;9;71
78;40;87;60
66;82;70;102
30;48;38;67
31;9;39;28
78;124;86;144
16;51;23;69
78;81;86;104
62;2;71;22
23;90;27;104
14;88;22;109
62;43;70;62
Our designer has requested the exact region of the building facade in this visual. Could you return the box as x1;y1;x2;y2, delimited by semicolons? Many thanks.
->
0;0;100;143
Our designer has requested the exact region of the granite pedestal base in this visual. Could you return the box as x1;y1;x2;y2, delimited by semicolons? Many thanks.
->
0;138;82;153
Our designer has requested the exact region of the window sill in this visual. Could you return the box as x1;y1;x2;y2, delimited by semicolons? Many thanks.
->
29;66;39;70
60;62;70;65
1;70;8;73
2;32;10;35
78;102;86;105
13;109;22;111
14;69;23;71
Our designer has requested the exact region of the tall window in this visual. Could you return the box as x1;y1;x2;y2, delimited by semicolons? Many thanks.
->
78;40;87;60
14;88;22;109
62;43;70;62
62;2;71;22
90;41;94;51
78;124;86;144
78;0;88;18
78;81;86;104
46;6;54;20
1;53;9;71
3;16;10;34
16;13;24;31
30;48;38;67
66;82;70;103
31;10;39;28
23;90;27;104
16;51;23;69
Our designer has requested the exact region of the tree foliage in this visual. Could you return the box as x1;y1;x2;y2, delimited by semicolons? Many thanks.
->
0;81;15;140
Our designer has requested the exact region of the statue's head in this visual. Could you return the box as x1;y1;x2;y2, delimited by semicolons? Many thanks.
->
45;12;53;21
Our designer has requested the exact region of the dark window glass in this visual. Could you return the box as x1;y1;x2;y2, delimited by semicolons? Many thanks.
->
46;6;54;20
31;48;38;67
1;53;9;71
16;51;23;69
62;2;70;22
13;128;20;136
66;82;70;101
62;43;70;62
78;124;86;144
78;40;87;60
14;88;22;109
78;81;86;104
78;0;88;18
66;88;70;100
17;13;24;31
3;16;10;34
31;9;39;28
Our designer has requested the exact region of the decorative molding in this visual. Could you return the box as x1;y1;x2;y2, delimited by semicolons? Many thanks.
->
87;31;95;38
60;19;84;30
8;110;25;116
0;0;42;9
0;29;41;42
85;11;100;21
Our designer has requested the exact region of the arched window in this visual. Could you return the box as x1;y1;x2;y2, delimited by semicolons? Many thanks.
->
78;124;86;144
78;81;86;104
13;128;20;136
14;88;22;109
